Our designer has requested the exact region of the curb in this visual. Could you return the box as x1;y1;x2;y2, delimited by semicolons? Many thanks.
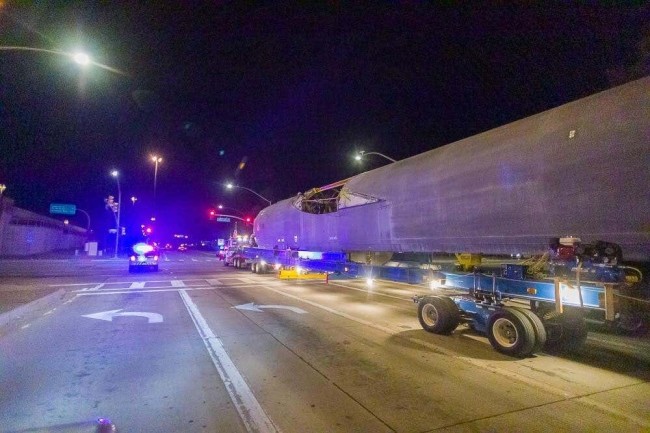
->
0;288;68;336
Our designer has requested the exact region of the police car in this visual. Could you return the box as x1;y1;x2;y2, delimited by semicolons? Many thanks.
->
129;242;160;272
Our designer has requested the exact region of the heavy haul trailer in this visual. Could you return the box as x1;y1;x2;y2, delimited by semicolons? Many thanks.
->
285;242;648;358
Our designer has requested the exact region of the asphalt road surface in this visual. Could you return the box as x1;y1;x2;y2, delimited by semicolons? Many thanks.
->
1;250;649;432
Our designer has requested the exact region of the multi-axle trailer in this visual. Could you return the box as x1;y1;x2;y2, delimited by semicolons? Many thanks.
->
225;243;648;357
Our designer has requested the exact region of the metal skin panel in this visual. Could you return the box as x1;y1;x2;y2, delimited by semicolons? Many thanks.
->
255;77;650;261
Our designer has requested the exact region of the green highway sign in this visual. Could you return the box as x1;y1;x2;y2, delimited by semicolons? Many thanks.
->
50;203;77;215
216;217;231;223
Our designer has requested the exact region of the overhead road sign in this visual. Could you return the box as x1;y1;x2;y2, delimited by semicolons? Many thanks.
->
50;203;76;215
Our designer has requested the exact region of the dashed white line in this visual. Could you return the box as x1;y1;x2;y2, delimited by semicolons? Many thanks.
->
129;282;145;289
170;280;185;288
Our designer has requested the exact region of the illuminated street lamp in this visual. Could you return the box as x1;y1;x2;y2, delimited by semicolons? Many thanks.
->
217;204;244;216
224;182;271;206
0;46;125;75
131;196;138;205
110;170;122;258
354;150;397;163
0;184;6;196
72;52;90;66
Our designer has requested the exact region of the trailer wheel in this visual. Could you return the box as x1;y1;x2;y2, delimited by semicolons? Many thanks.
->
436;296;461;333
417;296;458;334
509;307;547;354
543;311;588;353
487;308;537;357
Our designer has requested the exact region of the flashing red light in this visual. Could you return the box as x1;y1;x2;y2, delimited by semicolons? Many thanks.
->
145;227;152;234
245;217;251;223
209;210;216;216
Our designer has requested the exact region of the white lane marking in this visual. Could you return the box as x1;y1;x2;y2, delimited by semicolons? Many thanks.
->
170;280;185;288
164;257;171;262
89;283;105;291
233;302;308;314
207;279;222;285
129;282;145;289
192;258;199;262
82;309;163;323
73;283;262;296
179;289;280;433
51;278;214;287
49;282;102;287
329;282;414;302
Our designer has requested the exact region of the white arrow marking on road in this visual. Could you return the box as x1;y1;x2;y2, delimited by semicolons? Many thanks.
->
233;302;307;314
82;309;163;323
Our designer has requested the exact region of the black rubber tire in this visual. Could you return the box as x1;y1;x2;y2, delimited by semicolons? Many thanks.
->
417;296;456;334
436;296;461;333
487;308;537;357
508;307;547;354
544;311;588;353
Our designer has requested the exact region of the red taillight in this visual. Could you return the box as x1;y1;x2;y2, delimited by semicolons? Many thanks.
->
153;256;159;261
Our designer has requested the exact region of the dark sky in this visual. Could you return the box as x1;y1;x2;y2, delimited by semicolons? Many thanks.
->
1;3;648;240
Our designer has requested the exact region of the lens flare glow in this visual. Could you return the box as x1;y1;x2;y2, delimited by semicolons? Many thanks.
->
133;243;154;254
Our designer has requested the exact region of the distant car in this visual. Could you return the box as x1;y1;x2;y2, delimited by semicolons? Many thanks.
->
178;244;188;252
129;243;159;272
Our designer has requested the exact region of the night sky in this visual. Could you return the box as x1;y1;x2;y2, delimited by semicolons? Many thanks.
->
1;3;648;241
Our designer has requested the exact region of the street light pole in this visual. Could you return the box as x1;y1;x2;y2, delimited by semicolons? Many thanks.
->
355;151;397;163
111;170;121;258
151;155;162;216
225;183;272;206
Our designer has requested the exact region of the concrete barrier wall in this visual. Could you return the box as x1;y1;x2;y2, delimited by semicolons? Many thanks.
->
0;198;86;256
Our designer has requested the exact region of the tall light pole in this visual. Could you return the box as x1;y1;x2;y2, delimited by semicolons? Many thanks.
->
225;183;272;206
354;150;397;163
111;170;121;258
151;155;162;215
